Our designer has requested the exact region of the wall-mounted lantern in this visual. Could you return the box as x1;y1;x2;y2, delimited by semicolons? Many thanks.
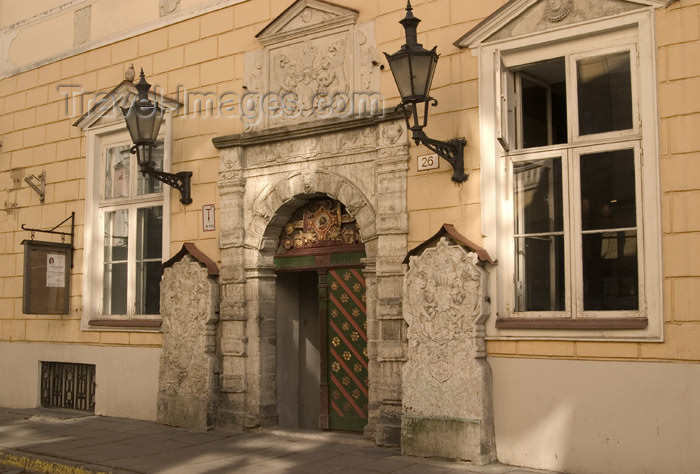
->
384;1;467;183
121;69;193;204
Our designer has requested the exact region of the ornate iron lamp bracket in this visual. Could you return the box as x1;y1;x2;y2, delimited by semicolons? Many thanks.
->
413;134;467;183
397;102;468;183
131;144;193;205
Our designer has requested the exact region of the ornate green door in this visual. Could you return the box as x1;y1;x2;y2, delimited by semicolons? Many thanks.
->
327;268;368;431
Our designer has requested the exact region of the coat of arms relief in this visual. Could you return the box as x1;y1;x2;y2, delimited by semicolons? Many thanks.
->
404;238;487;384
271;37;349;122
244;0;381;131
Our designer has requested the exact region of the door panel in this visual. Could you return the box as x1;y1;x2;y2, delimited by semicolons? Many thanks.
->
327;268;368;431
276;272;320;429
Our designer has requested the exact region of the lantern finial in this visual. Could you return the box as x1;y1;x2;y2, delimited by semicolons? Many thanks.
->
400;1;420;47
135;68;150;101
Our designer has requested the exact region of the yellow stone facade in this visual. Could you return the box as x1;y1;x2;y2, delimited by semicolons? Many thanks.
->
0;0;699;470
2;0;697;358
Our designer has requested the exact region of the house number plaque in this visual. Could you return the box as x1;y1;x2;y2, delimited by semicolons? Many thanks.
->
418;153;439;171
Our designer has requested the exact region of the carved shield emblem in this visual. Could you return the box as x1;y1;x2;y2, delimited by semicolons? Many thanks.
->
405;238;483;382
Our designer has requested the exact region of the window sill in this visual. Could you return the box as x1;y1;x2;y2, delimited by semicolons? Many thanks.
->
495;317;648;330
88;319;162;329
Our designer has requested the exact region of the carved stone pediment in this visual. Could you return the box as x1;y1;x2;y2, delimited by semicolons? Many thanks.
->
244;0;380;131
456;0;673;48
257;0;358;45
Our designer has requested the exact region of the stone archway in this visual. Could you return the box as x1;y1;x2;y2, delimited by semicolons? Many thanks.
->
273;197;369;432
215;114;409;446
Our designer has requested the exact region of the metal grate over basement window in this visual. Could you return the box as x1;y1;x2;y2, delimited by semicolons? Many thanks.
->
40;362;96;413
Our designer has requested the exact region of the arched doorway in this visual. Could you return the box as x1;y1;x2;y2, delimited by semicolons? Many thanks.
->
215;114;410;445
274;197;368;431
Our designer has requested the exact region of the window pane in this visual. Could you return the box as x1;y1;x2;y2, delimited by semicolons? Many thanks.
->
137;140;164;195
514;158;563;235
103;210;128;315
105;145;131;199
137;206;163;260
103;263;127;315
515;235;565;312
582;231;639;311
577;51;633;135
518;57;567;149
136;262;161;315
521;78;549;148
104;210;128;261
580;149;636;231
136;206;162;315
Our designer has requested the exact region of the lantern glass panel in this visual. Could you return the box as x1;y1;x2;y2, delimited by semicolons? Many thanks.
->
388;53;414;100
410;53;438;99
122;105;141;144
122;101;164;145
149;104;164;141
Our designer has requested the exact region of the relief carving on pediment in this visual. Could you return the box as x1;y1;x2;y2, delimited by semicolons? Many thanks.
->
269;35;350;125
546;0;574;22
243;1;380;131
488;0;643;41
283;6;335;32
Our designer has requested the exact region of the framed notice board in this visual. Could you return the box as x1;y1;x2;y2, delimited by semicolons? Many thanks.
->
22;240;72;315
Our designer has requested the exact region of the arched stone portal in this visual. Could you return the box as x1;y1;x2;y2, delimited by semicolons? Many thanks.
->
214;114;409;446
274;197;368;432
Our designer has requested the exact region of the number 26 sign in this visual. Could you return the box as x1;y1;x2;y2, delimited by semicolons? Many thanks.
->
417;153;439;171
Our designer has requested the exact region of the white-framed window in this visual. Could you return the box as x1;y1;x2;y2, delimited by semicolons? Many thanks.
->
83;120;171;328
473;10;663;340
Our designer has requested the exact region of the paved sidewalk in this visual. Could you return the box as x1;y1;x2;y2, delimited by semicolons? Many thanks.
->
0;408;557;474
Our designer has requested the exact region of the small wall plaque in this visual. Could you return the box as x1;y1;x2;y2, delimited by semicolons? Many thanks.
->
418;153;439;171
22;240;71;315
202;204;215;231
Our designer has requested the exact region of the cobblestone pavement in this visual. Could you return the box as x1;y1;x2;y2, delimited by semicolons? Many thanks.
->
0;409;559;474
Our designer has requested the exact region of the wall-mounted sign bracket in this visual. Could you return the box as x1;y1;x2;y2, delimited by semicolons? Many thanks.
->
24;171;46;203
20;212;75;315
21;212;75;268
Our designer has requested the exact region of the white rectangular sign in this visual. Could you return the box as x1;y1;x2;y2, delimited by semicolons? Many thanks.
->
202;204;215;231
418;153;439;171
46;253;65;288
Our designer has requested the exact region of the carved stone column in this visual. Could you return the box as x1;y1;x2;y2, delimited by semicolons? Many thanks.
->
217;146;248;429
242;265;278;428
158;246;220;431
371;124;410;446
402;237;496;464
